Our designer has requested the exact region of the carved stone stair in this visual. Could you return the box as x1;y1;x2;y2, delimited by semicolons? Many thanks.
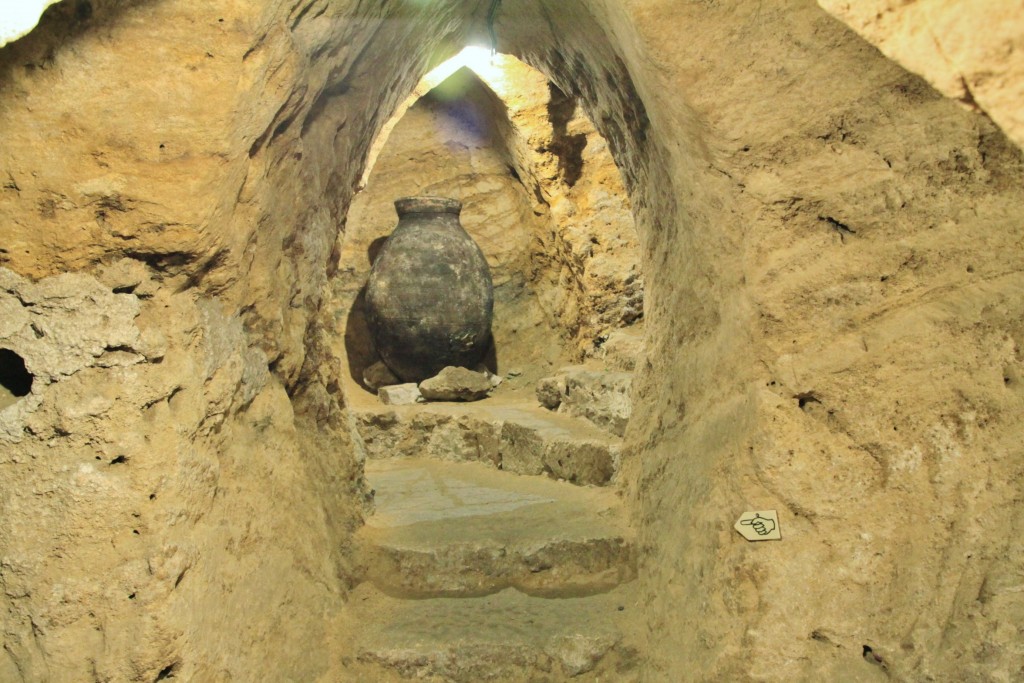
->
348;398;638;680
344;582;639;682
353;399;623;486
356;457;634;598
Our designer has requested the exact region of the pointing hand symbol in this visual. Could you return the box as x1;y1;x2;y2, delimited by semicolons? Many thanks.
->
740;513;776;536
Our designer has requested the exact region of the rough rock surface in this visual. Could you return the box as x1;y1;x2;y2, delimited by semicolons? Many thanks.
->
419;365;492;402
362;360;399;391
818;0;1024;152
377;383;422;406
536;366;633;436
491;56;644;358
0;265;359;682
1;1;1023;681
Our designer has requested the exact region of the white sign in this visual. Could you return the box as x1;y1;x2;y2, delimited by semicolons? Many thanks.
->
734;510;781;541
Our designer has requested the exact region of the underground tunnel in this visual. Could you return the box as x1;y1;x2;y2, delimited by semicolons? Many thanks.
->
1;1;1024;681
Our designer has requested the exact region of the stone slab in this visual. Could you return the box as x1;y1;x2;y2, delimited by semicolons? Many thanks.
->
378;383;422;405
358;457;635;597
346;582;640;682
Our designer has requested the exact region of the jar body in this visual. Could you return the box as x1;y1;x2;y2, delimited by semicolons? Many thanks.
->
365;197;494;383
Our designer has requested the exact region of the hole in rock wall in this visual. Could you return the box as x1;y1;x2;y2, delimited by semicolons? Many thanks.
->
333;50;643;398
0;348;33;409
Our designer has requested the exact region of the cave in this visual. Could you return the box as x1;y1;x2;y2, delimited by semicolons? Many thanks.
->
339;49;641;396
1;1;1023;681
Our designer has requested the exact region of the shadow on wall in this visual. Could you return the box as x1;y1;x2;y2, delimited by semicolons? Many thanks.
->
0;348;33;410
547;82;587;187
342;237;500;389
344;286;499;389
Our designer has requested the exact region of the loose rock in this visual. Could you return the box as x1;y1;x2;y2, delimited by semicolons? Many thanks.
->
378;383;423;405
419;366;492;402
536;375;567;410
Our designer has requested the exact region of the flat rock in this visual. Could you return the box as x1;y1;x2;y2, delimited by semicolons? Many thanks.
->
419;366;492;402
378;383;422;405
358;457;635;597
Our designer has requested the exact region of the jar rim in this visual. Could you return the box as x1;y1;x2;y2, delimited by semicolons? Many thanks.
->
395;196;462;216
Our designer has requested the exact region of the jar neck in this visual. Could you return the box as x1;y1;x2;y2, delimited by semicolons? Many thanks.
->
394;211;463;232
394;196;462;217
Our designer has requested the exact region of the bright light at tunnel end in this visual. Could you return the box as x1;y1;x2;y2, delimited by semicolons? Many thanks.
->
0;0;66;48
422;46;510;97
358;45;522;189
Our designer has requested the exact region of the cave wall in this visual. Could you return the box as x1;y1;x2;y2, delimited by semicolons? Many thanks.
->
1;0;1023;681
0;0;479;680
818;0;1024;152
545;1;1024;680
497;0;1024;679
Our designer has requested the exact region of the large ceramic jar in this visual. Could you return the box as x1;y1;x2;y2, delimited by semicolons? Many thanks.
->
365;196;494;383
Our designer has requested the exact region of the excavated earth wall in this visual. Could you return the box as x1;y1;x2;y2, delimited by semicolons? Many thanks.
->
0;0;480;679
0;0;1022;681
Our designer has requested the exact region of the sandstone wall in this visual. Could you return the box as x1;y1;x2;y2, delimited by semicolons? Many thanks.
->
818;0;1024;152
0;0;478;679
572;1;1024;680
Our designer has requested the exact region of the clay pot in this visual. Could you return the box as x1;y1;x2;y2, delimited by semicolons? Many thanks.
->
365;196;494;383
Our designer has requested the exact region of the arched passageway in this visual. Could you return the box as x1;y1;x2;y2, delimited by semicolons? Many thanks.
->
335;49;643;397
4;1;1022;681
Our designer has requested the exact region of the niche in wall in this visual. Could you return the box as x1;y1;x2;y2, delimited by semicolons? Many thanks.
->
0;348;33;410
332;50;643;398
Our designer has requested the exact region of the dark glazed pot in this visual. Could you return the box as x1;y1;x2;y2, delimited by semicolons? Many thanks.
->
365;196;494;383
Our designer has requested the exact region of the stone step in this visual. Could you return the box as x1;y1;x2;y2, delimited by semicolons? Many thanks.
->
536;365;633;437
344;582;640;682
353;399;621;486
357;457;635;598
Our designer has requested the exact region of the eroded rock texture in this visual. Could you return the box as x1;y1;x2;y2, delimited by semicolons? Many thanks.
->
0;0;1022;681
818;0;1024;151
0;0;476;679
